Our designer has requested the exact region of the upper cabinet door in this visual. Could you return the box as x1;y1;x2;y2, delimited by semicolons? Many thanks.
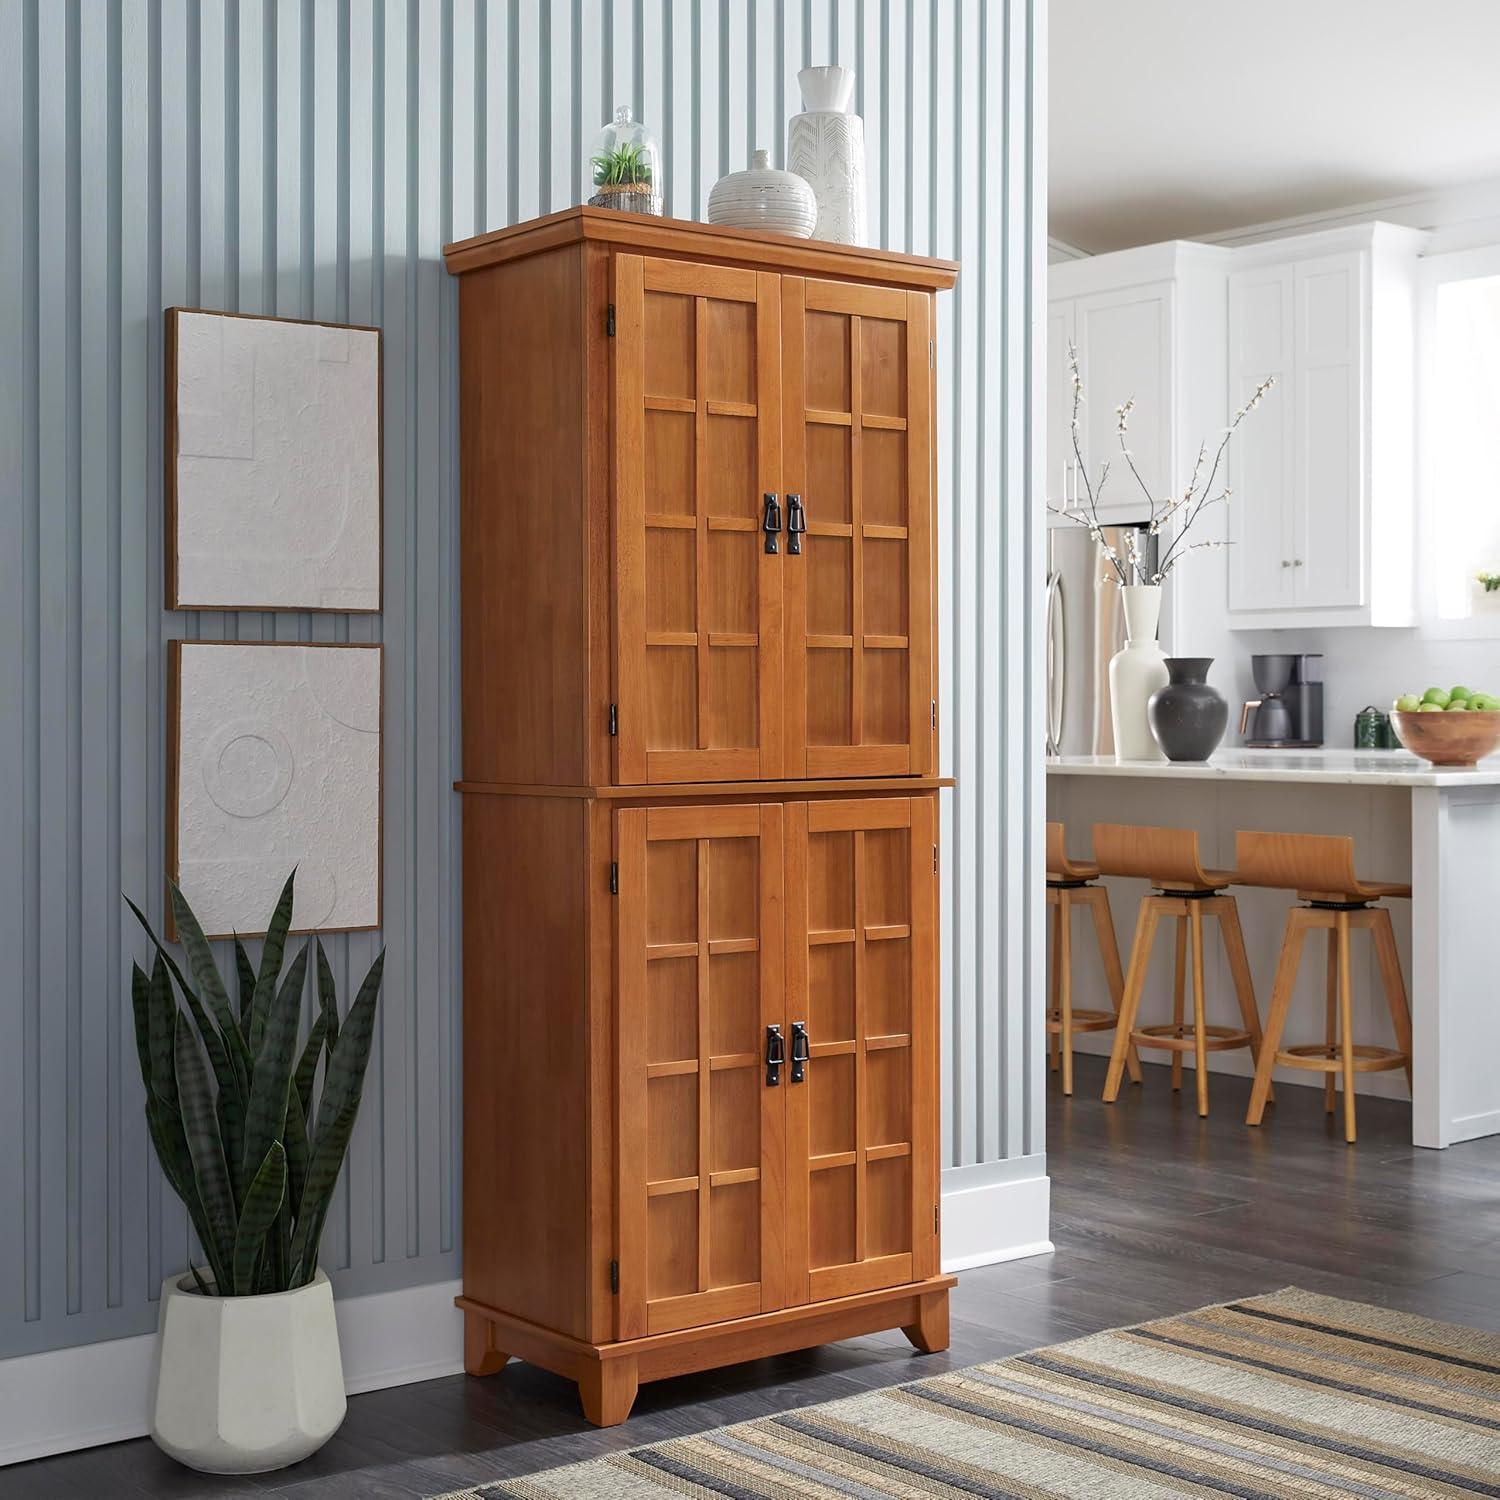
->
1075;281;1173;507
782;279;935;778
1293;252;1364;610
615;802;786;1339
1228;264;1296;612
784;796;939;1304
614;255;784;784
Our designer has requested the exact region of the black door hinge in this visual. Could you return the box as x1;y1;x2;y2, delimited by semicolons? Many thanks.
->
934;1204;940;1235
607;303;616;337
931;699;937;729
933;843;939;874
609;1259;619;1293
608;703;618;736
609;862;619;895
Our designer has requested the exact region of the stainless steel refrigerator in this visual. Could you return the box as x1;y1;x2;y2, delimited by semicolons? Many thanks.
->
1045;522;1157;757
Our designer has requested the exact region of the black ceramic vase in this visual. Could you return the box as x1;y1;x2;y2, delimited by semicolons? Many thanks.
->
1147;658;1227;762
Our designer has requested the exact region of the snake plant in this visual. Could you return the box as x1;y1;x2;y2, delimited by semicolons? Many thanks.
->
126;871;385;1296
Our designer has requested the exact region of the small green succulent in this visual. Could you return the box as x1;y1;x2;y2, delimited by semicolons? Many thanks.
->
592;141;652;188
1477;571;1500;594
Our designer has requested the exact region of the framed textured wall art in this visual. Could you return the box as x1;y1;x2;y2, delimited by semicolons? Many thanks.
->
165;308;383;611
168;641;383;938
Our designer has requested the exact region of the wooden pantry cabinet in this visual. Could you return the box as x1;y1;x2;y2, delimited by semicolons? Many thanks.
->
445;208;957;1427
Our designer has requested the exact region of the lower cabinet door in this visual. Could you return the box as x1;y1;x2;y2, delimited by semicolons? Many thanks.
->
615;803;787;1339
785;795;939;1303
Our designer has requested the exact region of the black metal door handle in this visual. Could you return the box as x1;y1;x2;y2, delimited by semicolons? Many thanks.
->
790;1021;809;1083
762;492;782;554
765;1023;785;1086
786;494;806;555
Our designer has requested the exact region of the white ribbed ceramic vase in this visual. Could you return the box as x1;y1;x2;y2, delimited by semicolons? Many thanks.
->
1108;585;1170;762
786;65;867;245
707;149;818;237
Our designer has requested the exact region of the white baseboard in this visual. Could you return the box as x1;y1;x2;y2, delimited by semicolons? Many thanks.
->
940;1160;1053;1272
3;1165;1058;1467
0;1278;464;1468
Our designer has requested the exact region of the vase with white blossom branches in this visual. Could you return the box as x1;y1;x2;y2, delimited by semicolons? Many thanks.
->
1050;341;1275;584
1051;342;1275;758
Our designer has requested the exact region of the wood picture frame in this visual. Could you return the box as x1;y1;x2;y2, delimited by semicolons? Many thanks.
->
167;640;384;940
165;307;385;613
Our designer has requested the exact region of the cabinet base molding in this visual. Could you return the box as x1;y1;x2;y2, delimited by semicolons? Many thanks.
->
457;1275;957;1427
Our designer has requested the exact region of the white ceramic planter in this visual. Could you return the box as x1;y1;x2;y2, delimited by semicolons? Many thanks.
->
1108;585;1169;762
151;1270;346;1474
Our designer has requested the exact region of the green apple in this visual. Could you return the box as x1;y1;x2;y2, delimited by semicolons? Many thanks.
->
1394;693;1423;712
1446;699;1471;710
1418;702;1445;712
1423;687;1452;707
1451;685;1474;701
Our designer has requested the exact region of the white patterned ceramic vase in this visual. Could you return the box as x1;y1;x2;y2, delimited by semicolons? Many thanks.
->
707;150;818;238
786;65;868;245
1108;585;1170;762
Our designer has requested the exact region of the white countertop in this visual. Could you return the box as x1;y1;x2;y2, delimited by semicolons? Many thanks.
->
1046;747;1500;787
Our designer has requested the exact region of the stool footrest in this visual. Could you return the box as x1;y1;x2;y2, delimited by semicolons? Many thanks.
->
1133;1023;1252;1054
1045;1007;1119;1036
1278;1043;1407;1075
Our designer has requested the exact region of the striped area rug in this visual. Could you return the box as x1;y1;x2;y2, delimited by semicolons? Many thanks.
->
435;1288;1500;1498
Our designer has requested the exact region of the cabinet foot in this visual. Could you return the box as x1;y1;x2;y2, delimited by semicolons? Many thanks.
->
578;1356;639;1427
901;1289;950;1354
463;1310;511;1377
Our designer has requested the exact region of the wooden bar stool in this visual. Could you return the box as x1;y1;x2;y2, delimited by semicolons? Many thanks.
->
1237;831;1413;1145
1046;823;1141;1096
1096;823;1265;1117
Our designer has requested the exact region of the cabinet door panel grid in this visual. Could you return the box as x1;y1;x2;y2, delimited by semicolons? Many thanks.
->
616;802;786;1339
615;255;784;784
784;279;934;779
786;796;938;1306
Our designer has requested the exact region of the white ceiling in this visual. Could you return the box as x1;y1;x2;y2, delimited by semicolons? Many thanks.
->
1049;0;1500;254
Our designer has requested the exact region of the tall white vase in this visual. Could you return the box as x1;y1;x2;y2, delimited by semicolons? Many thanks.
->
1108;585;1169;762
786;65;867;245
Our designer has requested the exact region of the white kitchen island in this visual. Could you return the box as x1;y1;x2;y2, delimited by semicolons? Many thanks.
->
1047;748;1500;1148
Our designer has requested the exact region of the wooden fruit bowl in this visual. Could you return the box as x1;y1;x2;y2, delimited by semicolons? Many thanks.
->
1390;710;1500;767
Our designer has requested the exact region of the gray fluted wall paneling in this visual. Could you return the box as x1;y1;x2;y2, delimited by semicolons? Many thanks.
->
1;0;1042;1361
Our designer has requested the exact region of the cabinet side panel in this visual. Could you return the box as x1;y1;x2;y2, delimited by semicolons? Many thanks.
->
459;246;589;784
462;795;590;1339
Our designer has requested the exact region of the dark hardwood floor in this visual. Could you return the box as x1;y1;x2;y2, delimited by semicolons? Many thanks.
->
9;1056;1499;1498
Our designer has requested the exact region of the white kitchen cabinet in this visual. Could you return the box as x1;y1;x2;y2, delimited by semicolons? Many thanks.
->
1048;244;1229;528
1227;224;1426;627
1076;282;1173;504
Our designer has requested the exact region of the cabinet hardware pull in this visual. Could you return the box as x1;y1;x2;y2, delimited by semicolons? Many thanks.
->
787;493;807;554
765;1023;785;1087
790;1021;810;1083
762;492;782;553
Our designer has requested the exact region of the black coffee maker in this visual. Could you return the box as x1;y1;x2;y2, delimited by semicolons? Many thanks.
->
1240;653;1324;747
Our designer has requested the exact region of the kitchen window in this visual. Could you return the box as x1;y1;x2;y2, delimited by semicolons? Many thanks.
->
1424;244;1500;626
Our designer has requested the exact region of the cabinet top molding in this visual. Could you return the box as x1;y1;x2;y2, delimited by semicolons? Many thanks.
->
443;205;960;289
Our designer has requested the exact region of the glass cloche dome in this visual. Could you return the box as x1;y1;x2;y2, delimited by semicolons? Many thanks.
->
588;105;663;217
